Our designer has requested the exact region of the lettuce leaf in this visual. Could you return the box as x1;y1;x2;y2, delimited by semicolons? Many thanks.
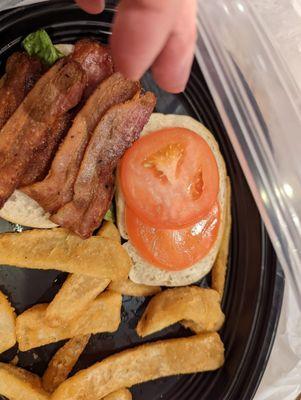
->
22;29;64;67
104;204;115;223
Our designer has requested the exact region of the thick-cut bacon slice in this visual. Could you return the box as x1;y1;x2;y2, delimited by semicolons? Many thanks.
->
0;59;86;208
23;73;140;213
0;52;42;130
19;114;72;187
52;91;156;238
71;39;114;97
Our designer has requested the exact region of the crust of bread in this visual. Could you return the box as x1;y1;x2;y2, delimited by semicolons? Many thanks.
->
117;113;228;286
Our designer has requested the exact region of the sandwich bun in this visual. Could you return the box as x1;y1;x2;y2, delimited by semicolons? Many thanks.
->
0;44;74;229
116;113;228;287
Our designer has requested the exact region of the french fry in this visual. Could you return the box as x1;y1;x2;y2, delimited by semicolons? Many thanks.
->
97;221;121;242
46;275;110;327
212;178;232;298
0;290;16;354
16;291;121;351
42;335;90;393
109;279;161;297
0;228;131;280
103;389;132;400
137;287;225;338
0;362;49;400
52;333;224;400
46;222;120;327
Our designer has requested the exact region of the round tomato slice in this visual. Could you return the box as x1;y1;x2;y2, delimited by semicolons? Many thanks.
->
125;203;220;271
120;127;219;229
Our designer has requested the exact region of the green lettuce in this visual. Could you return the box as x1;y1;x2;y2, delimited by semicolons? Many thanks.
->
104;204;115;223
22;29;64;67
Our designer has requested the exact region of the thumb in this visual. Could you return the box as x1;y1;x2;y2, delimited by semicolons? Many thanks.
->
75;0;105;14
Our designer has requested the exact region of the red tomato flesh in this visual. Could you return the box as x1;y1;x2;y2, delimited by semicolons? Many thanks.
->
120;127;219;229
125;203;220;271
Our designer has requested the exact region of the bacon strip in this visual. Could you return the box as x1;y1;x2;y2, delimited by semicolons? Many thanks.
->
0;52;42;130
23;73;140;213
52;91;156;238
0;59;86;208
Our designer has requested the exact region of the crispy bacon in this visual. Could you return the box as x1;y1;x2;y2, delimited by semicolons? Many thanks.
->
51;91;156;238
0;52;42;130
0;59;86;208
19;114;72;187
23;73;140;213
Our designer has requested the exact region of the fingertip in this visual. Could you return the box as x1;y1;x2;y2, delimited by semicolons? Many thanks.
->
75;0;105;14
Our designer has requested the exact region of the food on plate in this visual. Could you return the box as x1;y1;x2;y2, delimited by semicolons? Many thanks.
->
16;291;121;351
117;113;228;286
0;228;131;280
51;333;224;400
0;52;42;130
136;287;224;337
0;291;16;353
212;178;232;298
103;389;132;400
42;335;90;392
97;220;121;242
108;279;161;297
51;91;156;238
45;275;110;327
0;362;49;400
23;73;140;216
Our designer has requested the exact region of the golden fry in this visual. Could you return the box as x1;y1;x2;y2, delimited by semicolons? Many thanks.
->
16;291;121;351
137;287;224;337
97;221;121;243
46;275;110;327
42;335;90;393
0;228;131;280
212;178;231;298
0;290;16;354
0;362;49;400
109;279;161;297
103;389;132;400
52;333;224;400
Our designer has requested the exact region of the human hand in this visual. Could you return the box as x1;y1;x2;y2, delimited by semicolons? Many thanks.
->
75;0;197;93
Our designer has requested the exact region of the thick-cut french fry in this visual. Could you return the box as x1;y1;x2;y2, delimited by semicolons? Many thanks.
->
16;291;121;351
109;279;161;297
0;228;131;280
97;221;121;243
212;178;231;298
137;287;225;338
0;290;16;353
42;335;90;393
103;388;132;400
0;362;49;400
46;275;110;327
52;333;224;400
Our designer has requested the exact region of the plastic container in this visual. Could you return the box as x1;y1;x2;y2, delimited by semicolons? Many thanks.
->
0;0;299;399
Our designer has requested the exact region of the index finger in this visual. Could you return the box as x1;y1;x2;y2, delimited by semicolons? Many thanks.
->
110;0;181;80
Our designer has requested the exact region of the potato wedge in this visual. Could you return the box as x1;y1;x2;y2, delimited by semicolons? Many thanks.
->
0;362;49;400
109;279;161;297
43;335;90;393
0;290;16;354
103;389;132;400
0;228;131;280
212;178;232;298
16;291;121;351
52;333;224;400
46;275;110;327
97;221;121;242
137;287;224;337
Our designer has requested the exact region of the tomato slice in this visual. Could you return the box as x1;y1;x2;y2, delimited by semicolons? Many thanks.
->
125;203;220;271
120;127;219;229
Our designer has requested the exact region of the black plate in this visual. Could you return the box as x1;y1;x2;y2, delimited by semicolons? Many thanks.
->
0;1;284;399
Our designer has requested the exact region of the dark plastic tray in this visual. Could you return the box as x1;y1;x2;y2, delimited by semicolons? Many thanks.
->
0;1;284;399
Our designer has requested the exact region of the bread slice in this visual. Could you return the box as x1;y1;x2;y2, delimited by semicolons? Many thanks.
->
0;44;74;229
116;113;228;287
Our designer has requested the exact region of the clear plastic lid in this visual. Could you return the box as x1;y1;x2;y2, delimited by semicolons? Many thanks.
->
197;0;301;304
